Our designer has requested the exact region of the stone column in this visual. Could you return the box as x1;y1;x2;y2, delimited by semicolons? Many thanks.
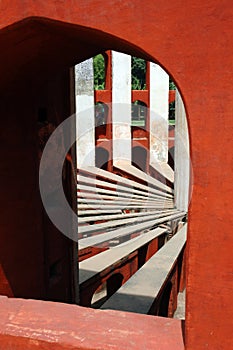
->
75;58;95;168
174;90;190;211
149;62;169;164
112;51;132;165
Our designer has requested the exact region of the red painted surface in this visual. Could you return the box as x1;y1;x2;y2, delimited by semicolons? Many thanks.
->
132;90;149;105
0;296;184;349
0;69;76;303
169;90;176;103
0;1;232;349
79;246;108;262
145;238;159;260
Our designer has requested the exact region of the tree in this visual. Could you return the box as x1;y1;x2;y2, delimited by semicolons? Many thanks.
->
131;57;146;90
93;54;176;93
169;79;176;90
93;54;105;90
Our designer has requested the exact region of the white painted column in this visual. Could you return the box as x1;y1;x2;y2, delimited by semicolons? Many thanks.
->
149;63;169;164
75;58;95;168
112;51;132;165
174;90;190;211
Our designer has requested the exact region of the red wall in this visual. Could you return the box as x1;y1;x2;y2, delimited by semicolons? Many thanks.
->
0;64;76;302
0;1;232;349
0;296;184;349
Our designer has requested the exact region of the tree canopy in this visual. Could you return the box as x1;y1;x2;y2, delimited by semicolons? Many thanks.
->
93;54;176;92
131;56;146;90
93;54;147;90
93;54;105;90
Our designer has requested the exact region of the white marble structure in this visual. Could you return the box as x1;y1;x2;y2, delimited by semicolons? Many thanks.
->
75;58;95;168
174;90;190;211
149;62;169;164
112;51;132;165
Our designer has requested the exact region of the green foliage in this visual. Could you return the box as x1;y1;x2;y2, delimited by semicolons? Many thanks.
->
169;79;176;90
93;54;105;90
93;53;177;116
169;101;175;120
169;80;176;120
131;57;146;90
93;53;176;123
93;54;147;90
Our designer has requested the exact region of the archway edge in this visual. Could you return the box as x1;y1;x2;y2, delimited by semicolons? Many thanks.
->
0;16;184;103
1;0;227;106
1;0;231;126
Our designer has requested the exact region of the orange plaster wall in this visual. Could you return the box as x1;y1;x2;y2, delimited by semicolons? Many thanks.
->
0;296;184;349
0;1;232;349
0;63;76;301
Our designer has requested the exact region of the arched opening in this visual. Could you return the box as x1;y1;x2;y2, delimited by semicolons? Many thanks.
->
95;102;109;137
131;100;148;154
91;273;124;308
106;273;124;297
131;100;147;128
95;146;109;170
76;50;189;324
95;102;108;127
95;102;109;139
132;146;147;172
0;16;190;347
91;281;107;308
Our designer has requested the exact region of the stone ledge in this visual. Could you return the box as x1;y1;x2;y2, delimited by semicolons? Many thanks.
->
0;296;184;349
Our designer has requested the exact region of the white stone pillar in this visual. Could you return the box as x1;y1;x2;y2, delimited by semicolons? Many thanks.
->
174;90;190;211
75;58;95;168
112;51;131;165
149;63;169;164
